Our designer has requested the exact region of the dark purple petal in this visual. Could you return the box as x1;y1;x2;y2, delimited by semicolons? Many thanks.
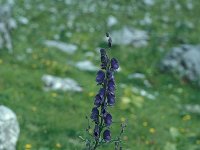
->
94;94;103;107
100;48;106;55
106;70;113;79
104;113;112;126
94;125;99;140
111;58;119;70
90;107;99;123
96;70;105;84
101;107;107;117
103;129;111;142
108;79;115;92
98;88;105;99
107;92;115;106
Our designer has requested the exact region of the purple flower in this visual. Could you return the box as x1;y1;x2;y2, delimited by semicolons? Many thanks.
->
94;94;103;107
101;107;107;117
100;49;108;70
90;107;99;123
98;88;105;99
107;78;115;93
104;113;112;126
103;129;111;142
111;58;119;70
94;125;99;140
107;92;115;106
106;70;113;79
96;70;105;84
100;48;106;55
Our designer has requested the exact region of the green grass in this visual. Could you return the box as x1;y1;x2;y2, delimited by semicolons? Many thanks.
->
0;0;200;149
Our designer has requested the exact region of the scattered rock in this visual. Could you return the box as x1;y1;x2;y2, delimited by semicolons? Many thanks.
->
0;105;20;150
107;15;118;27
0;2;16;53
140;13;152;26
128;73;152;87
182;104;200;115
44;40;77;54
128;73;146;79
18;16;29;25
132;87;156;100
111;27;149;47
75;60;98;72
42;74;82;92
143;0;155;6
160;45;200;85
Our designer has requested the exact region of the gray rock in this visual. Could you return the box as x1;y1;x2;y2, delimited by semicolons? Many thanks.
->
0;105;20;150
160;45;200;84
44;40;77;54
42;74;82;92
0;1;16;53
111;27;148;47
183;104;200;114
107;16;118;27
75;60;98;72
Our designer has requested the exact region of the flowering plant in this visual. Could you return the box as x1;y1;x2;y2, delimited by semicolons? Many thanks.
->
80;33;126;150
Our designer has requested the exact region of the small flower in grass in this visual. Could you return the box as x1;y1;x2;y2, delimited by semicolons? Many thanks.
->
96;70;105;84
149;128;156;134
103;129;111;142
56;143;61;148
104;113;112;126
25;144;32;149
111;58;119;70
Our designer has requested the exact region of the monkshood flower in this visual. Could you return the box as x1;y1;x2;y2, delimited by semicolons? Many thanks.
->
96;70;105;84
82;33;125;150
103;129;111;142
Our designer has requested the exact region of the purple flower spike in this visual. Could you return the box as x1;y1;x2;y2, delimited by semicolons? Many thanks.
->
103;129;111;142
96;70;105;84
107;92;115;106
94;125;99;140
104;113;112;126
90;107;99;123
111;58;119;70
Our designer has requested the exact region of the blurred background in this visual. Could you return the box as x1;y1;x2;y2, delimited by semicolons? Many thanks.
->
0;0;200;149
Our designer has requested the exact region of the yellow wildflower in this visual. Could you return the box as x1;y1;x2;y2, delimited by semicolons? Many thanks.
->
51;92;57;97
56;143;61;148
25;144;32;149
0;59;3;64
88;92;95;97
120;117;126;122
149;128;156;134
182;114;191;121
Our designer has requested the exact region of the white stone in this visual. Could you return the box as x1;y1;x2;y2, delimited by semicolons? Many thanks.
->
44;40;77;54
107;16;118;27
42;74;82;92
160;45;200;85
75;60;98;72
111;27;148;47
143;0;155;6
0;105;20;150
